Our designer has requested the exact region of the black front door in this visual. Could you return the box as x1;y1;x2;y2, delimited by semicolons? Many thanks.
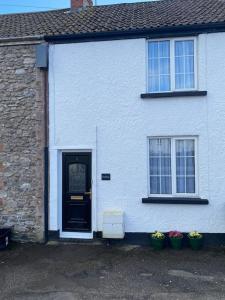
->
62;153;92;232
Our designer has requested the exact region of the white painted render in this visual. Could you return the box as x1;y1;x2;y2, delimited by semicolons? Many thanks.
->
49;33;225;235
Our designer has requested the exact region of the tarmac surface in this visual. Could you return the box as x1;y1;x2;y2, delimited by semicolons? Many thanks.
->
1;242;225;299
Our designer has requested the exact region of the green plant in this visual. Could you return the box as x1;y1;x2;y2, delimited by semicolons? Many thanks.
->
151;231;165;240
188;231;203;239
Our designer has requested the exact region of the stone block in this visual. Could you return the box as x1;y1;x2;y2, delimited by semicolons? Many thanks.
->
0;163;4;172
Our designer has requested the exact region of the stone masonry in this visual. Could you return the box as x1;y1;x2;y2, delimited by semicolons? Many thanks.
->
0;44;45;242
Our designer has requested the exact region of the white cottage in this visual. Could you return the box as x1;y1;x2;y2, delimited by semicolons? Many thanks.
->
46;0;225;244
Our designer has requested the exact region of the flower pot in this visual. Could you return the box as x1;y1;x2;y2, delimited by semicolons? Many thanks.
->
189;237;203;250
169;237;183;250
151;237;165;250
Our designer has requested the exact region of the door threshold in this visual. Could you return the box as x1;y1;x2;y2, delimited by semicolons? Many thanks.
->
60;231;93;239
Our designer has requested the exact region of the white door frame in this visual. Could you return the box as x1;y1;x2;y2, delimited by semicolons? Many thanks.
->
57;147;97;239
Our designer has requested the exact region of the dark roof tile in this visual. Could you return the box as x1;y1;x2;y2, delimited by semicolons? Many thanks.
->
0;0;225;39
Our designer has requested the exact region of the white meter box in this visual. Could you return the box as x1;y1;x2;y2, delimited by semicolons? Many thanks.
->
102;210;125;239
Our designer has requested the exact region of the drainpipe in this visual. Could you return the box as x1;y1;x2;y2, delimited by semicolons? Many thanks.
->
43;66;49;244
36;43;49;243
44;145;49;243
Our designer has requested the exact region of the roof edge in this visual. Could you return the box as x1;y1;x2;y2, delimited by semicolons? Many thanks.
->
0;35;44;44
44;22;225;43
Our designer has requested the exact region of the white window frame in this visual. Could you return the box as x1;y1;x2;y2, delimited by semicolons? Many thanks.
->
147;37;198;93
148;136;198;197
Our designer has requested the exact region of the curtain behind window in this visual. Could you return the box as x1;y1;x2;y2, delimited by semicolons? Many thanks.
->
175;41;195;90
149;138;172;194
176;139;195;193
148;41;170;93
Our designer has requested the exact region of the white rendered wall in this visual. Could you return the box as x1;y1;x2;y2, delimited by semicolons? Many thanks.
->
49;34;225;233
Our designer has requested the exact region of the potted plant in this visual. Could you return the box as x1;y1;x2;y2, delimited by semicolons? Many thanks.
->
168;231;183;250
188;231;203;250
151;231;165;250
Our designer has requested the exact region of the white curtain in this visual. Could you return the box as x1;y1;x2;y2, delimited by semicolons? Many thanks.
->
149;138;172;194
175;41;194;89
176;139;195;193
149;41;170;92
150;138;195;194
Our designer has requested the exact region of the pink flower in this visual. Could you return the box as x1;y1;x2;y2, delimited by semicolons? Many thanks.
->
168;231;183;238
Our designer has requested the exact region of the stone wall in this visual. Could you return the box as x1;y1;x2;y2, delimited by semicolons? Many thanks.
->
0;43;45;242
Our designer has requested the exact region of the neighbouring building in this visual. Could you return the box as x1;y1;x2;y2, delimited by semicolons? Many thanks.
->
1;0;225;244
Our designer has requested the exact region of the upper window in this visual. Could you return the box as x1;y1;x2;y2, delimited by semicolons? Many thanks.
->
148;38;196;93
149;137;197;196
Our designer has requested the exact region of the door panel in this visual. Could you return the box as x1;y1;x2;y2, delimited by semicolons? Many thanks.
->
62;153;92;232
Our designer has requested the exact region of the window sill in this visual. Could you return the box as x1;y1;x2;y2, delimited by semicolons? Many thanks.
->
141;91;207;99
142;197;209;205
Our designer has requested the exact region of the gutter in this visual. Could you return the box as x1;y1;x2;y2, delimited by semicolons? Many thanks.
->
44;22;225;43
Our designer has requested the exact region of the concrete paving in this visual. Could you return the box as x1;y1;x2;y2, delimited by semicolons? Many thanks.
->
1;242;225;299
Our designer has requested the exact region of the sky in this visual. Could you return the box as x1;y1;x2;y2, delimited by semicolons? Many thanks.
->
0;0;152;14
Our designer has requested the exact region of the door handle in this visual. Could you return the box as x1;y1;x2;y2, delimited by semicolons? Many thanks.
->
84;192;91;195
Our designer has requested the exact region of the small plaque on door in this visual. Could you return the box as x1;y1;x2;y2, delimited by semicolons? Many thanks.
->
71;195;83;201
101;173;111;180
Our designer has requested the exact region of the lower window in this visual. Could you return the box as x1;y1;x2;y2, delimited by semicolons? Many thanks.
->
149;137;197;196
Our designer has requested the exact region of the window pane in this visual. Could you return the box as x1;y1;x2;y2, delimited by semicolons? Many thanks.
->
149;138;160;156
149;76;159;92
160;58;170;74
149;138;172;194
175;74;185;89
175;41;184;56
186;177;195;193
161;176;172;194
161;157;171;175
176;140;185;157
176;177;185;193
184;41;194;55
149;59;159;75
175;40;195;90
149;138;171;156
160;138;171;156
186;157;195;175
185;74;194;89
148;41;170;92
185;56;194;73
175;57;184;73
176;157;185;175
150;158;160;175
160;75;170;91
176;139;195;194
185;139;195;156
149;42;159;58
159;41;170;57
150;176;160;194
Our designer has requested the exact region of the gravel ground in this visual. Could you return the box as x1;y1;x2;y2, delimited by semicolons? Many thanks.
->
1;242;225;299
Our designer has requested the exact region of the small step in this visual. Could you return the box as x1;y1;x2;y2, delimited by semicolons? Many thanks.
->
47;238;104;246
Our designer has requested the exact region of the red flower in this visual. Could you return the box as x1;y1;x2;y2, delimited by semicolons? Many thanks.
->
168;231;183;238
